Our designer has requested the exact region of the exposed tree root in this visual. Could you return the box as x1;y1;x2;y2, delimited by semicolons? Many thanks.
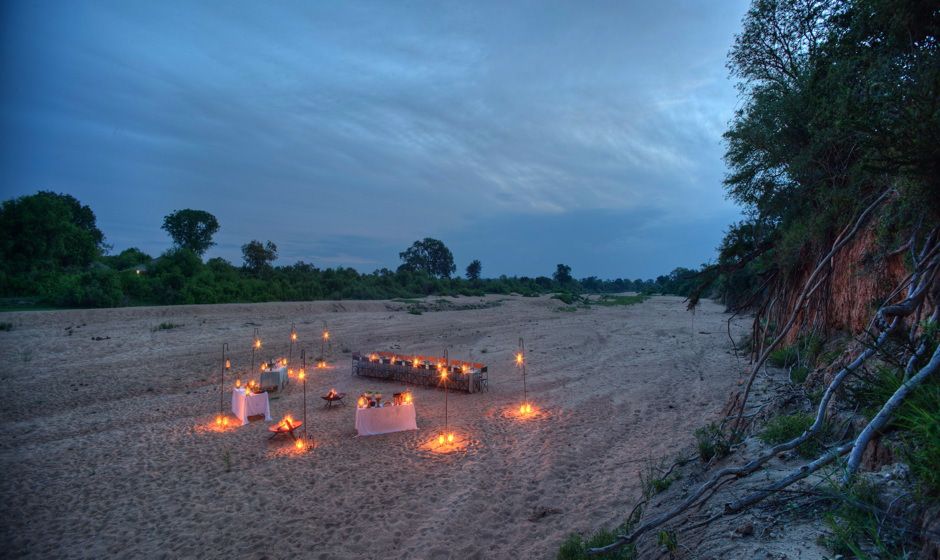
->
587;221;938;556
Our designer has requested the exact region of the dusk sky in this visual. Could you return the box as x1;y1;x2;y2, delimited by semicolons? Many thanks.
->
1;0;749;279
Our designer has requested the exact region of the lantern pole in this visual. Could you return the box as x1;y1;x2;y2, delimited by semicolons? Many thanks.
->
519;337;527;404
220;343;229;416
443;348;449;432
289;323;297;366
320;321;329;365
300;349;307;441
251;328;261;374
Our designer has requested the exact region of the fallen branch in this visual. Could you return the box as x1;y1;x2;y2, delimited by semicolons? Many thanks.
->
587;318;899;555
844;343;940;481
725;442;853;513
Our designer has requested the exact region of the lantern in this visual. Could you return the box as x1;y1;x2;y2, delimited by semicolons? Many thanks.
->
291;332;298;342
295;439;304;450
298;368;306;380
225;359;231;369
447;433;454;443
254;339;262;349
515;352;524;366
438;434;445;445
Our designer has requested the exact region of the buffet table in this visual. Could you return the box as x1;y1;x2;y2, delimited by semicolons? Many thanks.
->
355;403;417;436
231;388;272;425
260;365;288;392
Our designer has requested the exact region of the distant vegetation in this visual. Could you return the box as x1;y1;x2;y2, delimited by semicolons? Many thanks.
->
0;192;701;309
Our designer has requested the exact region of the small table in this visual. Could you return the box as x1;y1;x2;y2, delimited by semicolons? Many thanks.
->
355;403;417;436
268;420;303;440
321;392;347;408
231;388;272;426
260;366;289;392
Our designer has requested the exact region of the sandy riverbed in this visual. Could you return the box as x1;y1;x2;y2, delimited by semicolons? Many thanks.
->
0;294;747;559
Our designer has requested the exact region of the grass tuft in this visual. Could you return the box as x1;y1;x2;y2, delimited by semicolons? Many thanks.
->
694;423;730;462
152;322;183;332
759;412;820;458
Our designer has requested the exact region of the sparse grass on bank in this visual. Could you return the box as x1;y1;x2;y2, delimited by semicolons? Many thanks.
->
152;322;183;332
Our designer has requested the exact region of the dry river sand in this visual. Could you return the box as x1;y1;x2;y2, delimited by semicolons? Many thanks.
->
0;295;747;559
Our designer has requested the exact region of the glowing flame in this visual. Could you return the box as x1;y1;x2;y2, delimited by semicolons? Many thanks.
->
447;433;455;443
404;393;412;404
225;359;231;369
295;439;304;450
358;397;367;408
298;369;306;380
235;379;242;388
515;352;524;365
461;364;469;374
438;434;445;445
254;339;262;349
291;332;297;341
215;415;223;426
322;331;329;340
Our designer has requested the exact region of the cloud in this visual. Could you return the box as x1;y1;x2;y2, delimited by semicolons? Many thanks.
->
0;0;748;277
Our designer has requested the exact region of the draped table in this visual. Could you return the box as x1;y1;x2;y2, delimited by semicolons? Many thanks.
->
231;388;272;425
355;403;417;436
260;366;289;392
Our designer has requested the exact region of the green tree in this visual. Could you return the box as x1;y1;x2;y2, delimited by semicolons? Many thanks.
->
398;238;456;278
0;191;106;294
465;259;482;281
241;240;278;274
553;263;573;285
161;209;219;256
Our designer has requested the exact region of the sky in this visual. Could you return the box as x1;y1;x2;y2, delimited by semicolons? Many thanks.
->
0;0;749;279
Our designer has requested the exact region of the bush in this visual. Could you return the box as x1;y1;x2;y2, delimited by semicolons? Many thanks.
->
822;479;914;558
0;322;12;331
790;365;810;384
694;423;730;462
40;268;123;308
557;518;638;560
759;413;820;458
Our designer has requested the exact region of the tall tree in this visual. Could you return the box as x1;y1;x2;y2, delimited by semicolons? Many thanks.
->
553;263;573;285
398;238;456;278
161;209;219;256
0;191;106;294
241;240;278;274
465;259;482;281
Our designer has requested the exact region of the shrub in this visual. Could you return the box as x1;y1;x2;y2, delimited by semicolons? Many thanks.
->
759;413;820;458
790;365;810;384
768;346;799;368
552;292;579;305
822;479;914;558
152;322;183;332
557;513;639;560
694;423;730;462
0;322;12;331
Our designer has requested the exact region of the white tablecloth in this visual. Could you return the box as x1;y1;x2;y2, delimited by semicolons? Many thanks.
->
355;403;417;436
260;366;288;391
231;388;272;426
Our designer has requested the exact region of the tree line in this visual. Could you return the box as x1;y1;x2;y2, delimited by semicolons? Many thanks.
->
0;192;698;308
